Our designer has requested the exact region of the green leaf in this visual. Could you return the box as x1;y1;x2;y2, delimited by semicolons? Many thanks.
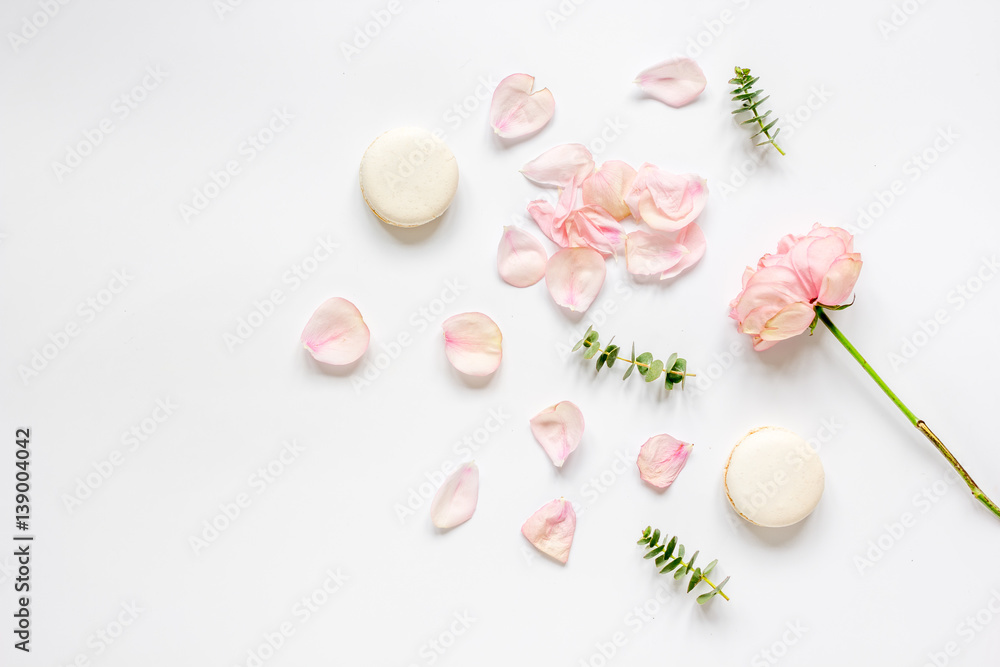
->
715;576;730;594
686;551;699;574
661;557;683;573
696;590;718;605
572;338;585;352
644;359;663;382
663;536;677;560
677;544;685;560
644;545;664;559
635;352;653;375
687;570;703;593
583;344;600;360
655;554;667;566
651;529;661;546
703;559;718;577
605;345;619;367
623;361;636;380
596;352;608;371
673;565;687;580
664;353;678;371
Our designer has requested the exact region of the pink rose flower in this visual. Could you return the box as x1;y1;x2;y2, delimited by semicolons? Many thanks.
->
729;224;862;350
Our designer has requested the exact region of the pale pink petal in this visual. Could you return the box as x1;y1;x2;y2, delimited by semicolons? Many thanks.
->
442;312;502;376
625;230;687;277
490;73;555;139
430;462;479;529
498;226;547;287
637;434;693;489
635;58;707;108
563;206;625;256
545;247;606;312
527;182;578;247
581;161;637;220
759;302;817;342
300;297;370;365
817;255;862;306
529;401;584;467
521;144;594;188
637;171;709;231
521;498;576;564
659;222;706;279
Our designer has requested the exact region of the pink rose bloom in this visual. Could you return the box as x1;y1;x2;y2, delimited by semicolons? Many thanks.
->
730;224;862;351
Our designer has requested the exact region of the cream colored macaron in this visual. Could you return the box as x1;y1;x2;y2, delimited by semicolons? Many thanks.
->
359;127;459;227
724;426;824;528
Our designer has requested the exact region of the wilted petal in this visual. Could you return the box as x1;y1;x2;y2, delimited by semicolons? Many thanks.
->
521;498;576;564
301;297;370;365
490;73;555;139
430;462;479;529
564;206;625;256
637;434;693;489
497;226;547;287
521;144;594;188
442;312;502;376
635;58;707;108
545;247;606;312
625;230;687;277
529;401;584;467
581;161;637;220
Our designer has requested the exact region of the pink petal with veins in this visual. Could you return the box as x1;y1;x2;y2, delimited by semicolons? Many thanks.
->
430;461;479;529
545;247;606;312
521;144;594;188
497;226;547;287
581;161;637;220
442;312;502;376
635;58;707;108
490;73;555;139
529;401;585;467
626;223;706;279
636;434;693;489
300;297;370;365
521;498;576;564
564;206;625;257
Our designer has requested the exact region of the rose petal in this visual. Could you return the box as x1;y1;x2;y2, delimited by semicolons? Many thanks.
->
300;297;370;365
521;498;576;564
759;301;817;342
498;226;547;287
442;312;502;376
635;57;707;108
529;401;584;467
817;255;862;306
564;206;625;256
635;169;708;231
659;222;706;279
581;161;637;220
545;247;606;312
625;230;687;277
430;461;479;529
636;434;693;489
490;73;555;139
527;182;578;247
521;144;594;188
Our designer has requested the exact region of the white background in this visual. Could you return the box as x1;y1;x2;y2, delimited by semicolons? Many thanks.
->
3;0;1000;665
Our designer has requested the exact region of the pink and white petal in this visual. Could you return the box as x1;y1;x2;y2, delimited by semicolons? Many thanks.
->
521;144;594;188
636;434;693;489
301;297;370;365
759;302;817;342
752;335;778;351
498;226;548;287
635;58;707;108
639;171;709;231
521;498;576;564
624;163;656;221
545;247;606;312
442;312;503;376
625;230;687;277
529;401;585;467
564;206;626;256
581;161;637;220
817;255;862;306
659;222;707;279
430;462;479;529
490;73;555;139
527;182;578;247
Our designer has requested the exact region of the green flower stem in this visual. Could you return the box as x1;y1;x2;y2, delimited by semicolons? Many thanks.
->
697;572;730;601
588;344;694;380
816;307;1000;520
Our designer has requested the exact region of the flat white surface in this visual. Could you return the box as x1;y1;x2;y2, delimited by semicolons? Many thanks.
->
2;0;1000;665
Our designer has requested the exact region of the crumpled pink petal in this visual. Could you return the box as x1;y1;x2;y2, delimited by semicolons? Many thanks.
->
545;247;606;312
635;58;707;108
442;312;502;376
626;164;708;231
660;222;706;279
625;223;706;279
521;498;576;564
490;73;555;139
636;434;693;489
301;297;370;365
521;144;594;188
527;181;578;247
581;161;637;221
430;461;479;529
497;226;547;287
529;401;584;467
564;206;625;256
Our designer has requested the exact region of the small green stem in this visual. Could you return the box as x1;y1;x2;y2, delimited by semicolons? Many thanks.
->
588;344;694;379
816;307;1000;520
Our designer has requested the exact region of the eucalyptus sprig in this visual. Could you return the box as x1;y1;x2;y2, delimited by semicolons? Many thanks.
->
638;527;731;604
571;326;691;390
729;66;785;155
